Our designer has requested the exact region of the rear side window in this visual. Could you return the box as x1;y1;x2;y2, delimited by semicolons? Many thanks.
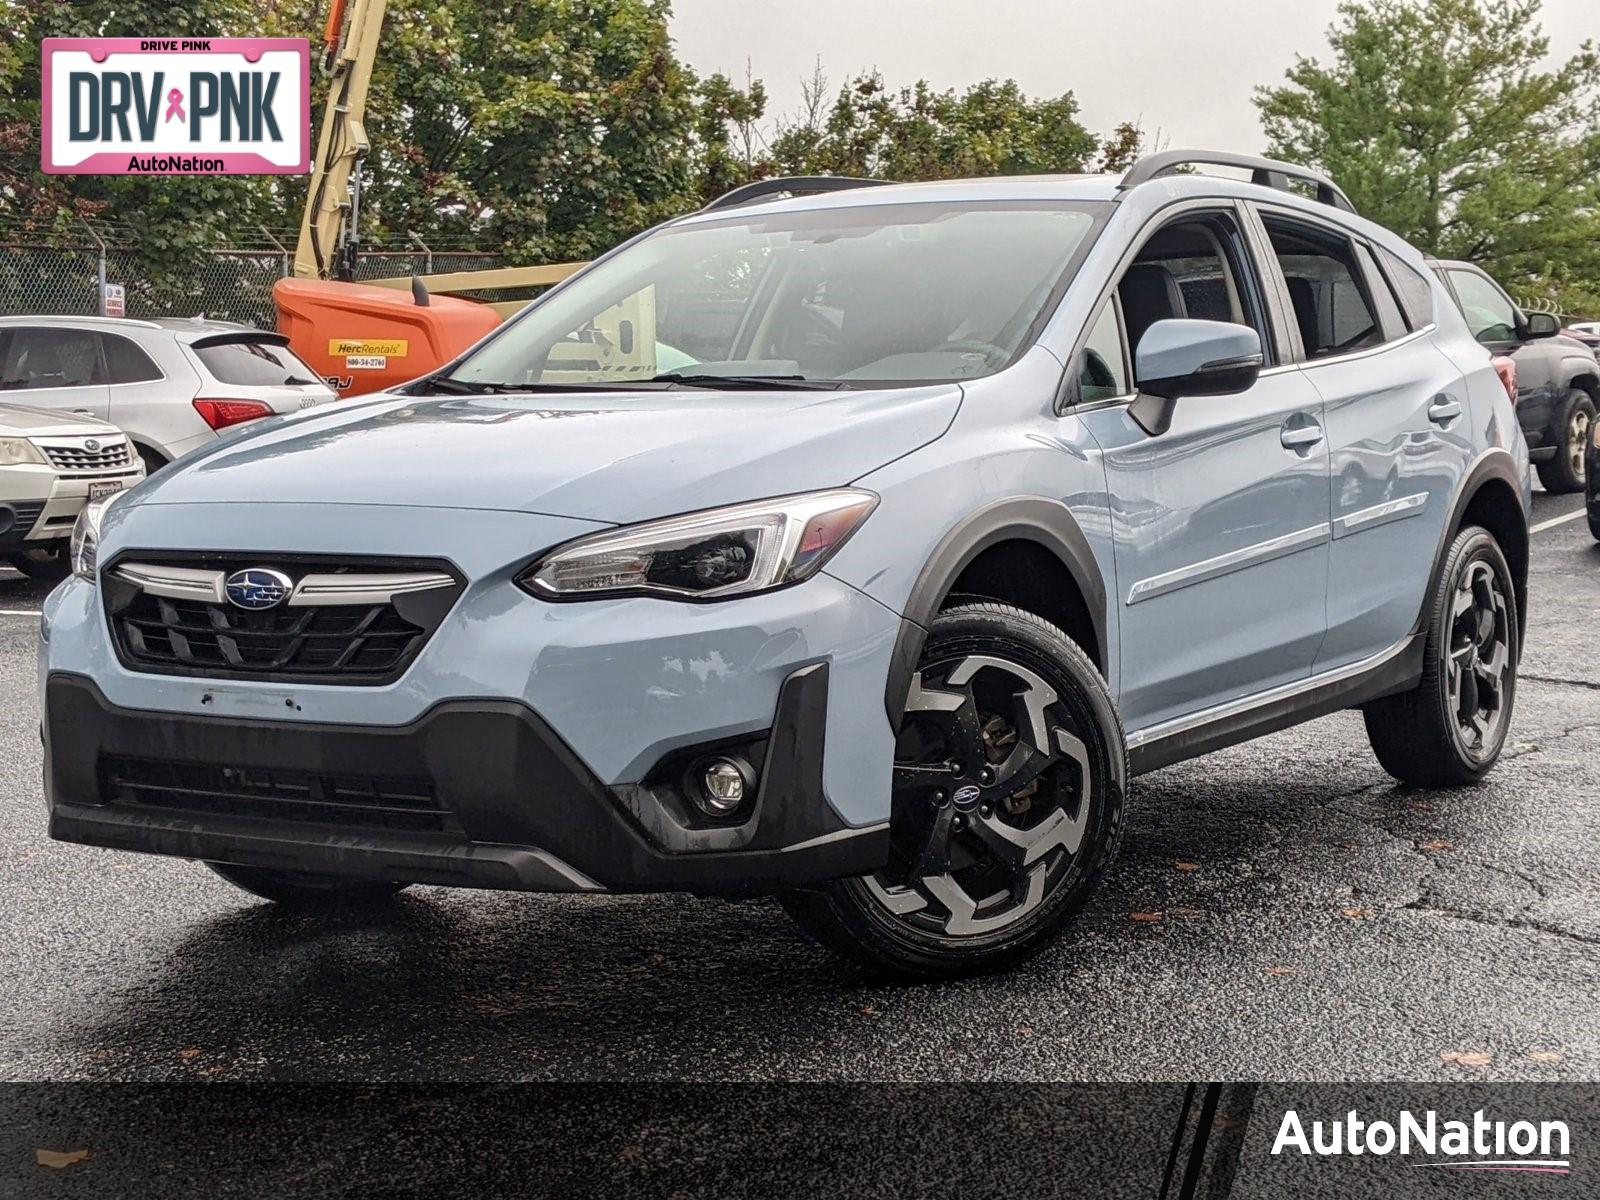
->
0;326;105;390
1375;246;1435;329
194;339;319;386
102;333;163;384
1446;269;1519;344
1260;215;1383;360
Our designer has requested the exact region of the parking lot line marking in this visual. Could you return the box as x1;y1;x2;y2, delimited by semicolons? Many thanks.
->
1531;508;1588;534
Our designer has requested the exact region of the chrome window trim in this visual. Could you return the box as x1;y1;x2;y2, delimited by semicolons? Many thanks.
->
1125;521;1330;606
1293;323;1437;370
1331;492;1429;538
1125;635;1416;750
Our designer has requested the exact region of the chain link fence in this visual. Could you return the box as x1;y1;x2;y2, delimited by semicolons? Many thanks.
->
0;227;507;328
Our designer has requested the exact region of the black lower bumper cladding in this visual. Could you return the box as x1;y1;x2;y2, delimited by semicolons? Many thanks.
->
43;668;888;896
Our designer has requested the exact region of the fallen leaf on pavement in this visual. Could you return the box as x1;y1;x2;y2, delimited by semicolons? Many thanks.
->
177;1047;201;1062
1129;911;1163;923
859;1005;879;1017
36;1150;90;1169
1168;906;1203;917
1339;906;1373;919
1418;839;1454;852
1174;861;1200;872
1440;1050;1492;1068
1528;1050;1565;1064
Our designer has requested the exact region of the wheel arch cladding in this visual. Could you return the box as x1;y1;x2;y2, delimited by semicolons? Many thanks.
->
1436;455;1528;647
1568;368;1599;404
883;498;1108;724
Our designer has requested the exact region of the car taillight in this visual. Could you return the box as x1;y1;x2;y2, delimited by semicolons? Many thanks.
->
192;398;273;430
1491;355;1517;406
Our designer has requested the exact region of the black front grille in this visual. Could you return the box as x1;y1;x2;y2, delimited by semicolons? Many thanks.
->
102;755;456;833
104;553;463;685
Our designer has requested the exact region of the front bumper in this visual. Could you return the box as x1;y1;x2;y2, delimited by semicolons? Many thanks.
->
45;669;889;895
0;464;143;550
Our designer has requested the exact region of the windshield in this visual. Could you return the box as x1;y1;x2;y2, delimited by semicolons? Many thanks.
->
447;200;1104;389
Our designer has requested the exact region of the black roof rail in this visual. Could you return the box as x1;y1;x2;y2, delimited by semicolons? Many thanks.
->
702;175;892;212
1119;150;1355;213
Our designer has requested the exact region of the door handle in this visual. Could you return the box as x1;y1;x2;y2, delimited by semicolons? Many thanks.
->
1280;423;1323;450
1427;397;1462;424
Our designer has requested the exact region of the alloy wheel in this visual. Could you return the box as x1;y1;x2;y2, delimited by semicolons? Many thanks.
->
1447;557;1512;757
1569;407;1591;482
867;654;1092;937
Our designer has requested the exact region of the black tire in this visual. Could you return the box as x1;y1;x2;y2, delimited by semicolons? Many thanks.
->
204;862;409;909
1534;389;1594;493
136;445;168;477
780;602;1126;979
1589;510;1600;543
6;544;70;581
1363;525;1518;786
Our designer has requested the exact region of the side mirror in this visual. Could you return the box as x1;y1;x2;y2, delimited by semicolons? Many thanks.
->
1128;319;1263;436
1523;311;1561;340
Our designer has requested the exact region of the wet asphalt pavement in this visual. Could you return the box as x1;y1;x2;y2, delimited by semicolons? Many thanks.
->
1;490;1595;1083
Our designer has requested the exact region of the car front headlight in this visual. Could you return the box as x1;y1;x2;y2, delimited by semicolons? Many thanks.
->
0;438;45;467
521;489;879;601
70;493;122;582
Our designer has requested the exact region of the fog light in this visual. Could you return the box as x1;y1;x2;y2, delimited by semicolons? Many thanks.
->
695;757;753;817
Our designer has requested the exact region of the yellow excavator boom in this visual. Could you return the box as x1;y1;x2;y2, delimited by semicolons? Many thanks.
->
294;0;389;280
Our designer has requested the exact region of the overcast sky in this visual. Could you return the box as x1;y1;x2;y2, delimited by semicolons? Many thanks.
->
671;0;1597;154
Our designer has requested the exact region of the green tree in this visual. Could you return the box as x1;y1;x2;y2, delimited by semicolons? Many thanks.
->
768;72;1099;181
1255;0;1600;312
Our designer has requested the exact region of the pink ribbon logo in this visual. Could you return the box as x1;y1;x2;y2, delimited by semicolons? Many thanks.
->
164;88;185;123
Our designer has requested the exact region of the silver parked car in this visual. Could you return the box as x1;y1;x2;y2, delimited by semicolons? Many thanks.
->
0;316;334;473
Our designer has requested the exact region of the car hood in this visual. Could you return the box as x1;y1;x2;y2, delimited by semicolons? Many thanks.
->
126;385;962;524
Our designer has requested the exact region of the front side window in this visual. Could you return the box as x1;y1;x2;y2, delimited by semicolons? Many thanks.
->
1447;269;1519;344
0;327;104;390
1114;211;1270;387
448;201;1105;389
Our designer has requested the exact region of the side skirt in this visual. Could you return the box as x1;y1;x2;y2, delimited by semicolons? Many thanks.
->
1126;635;1425;775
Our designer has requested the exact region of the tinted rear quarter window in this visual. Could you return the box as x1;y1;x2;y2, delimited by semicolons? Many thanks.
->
102;333;163;383
1375;246;1435;329
194;340;318;386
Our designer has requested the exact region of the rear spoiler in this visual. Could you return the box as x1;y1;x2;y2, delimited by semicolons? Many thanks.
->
188;330;292;350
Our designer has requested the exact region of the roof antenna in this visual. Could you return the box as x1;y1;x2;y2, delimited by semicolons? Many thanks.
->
411;275;430;307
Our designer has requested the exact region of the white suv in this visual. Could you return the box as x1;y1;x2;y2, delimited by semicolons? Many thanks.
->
0;316;335;473
1;403;144;578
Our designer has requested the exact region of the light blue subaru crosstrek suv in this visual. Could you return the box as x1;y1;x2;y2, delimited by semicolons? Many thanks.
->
42;152;1531;977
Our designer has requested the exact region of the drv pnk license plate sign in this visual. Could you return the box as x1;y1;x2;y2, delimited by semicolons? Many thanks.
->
41;38;309;175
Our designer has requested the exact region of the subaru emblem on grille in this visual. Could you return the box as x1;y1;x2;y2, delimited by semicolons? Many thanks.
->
83;438;100;452
223;568;293;610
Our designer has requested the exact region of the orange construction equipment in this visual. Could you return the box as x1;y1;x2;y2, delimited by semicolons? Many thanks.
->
274;0;581;396
275;278;502;398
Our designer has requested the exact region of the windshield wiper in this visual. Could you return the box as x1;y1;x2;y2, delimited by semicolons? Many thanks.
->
415;376;649;395
649;373;846;391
